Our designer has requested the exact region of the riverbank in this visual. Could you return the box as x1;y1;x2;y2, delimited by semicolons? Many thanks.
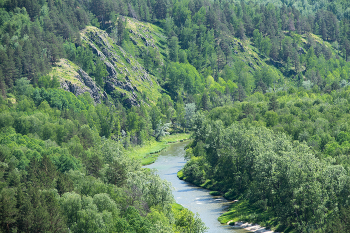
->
230;221;274;233
178;171;295;233
146;141;247;232
218;200;296;233
125;133;190;165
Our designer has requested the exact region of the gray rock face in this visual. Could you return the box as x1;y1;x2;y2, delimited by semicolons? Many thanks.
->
60;81;70;92
77;69;103;103
104;61;118;77
81;26;160;107
105;81;115;94
83;32;140;107
88;43;118;77
238;42;245;52
60;69;106;104
105;79;139;107
122;92;139;108
60;81;86;98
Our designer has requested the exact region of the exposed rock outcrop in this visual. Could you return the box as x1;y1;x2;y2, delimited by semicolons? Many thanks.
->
60;66;106;104
80;25;160;107
105;79;139;107
238;42;245;52
77;69;107;103
88;43;118;77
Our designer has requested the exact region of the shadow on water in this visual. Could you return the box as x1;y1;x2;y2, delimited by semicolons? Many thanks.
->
145;141;249;233
164;172;179;176
177;188;199;192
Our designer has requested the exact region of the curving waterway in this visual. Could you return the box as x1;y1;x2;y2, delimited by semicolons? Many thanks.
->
145;141;249;233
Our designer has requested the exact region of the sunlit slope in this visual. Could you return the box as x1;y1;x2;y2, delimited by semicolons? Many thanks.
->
80;18;165;106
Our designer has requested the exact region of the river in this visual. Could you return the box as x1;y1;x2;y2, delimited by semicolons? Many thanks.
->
145;141;248;233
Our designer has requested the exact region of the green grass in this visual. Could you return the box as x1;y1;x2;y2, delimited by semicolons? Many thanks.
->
125;133;190;165
218;200;296;233
171;203;184;212
50;59;83;86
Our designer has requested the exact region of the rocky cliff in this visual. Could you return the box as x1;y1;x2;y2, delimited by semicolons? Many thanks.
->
51;59;106;104
54;17;165;107
80;18;165;107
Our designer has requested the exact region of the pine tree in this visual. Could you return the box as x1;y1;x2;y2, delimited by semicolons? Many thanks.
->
235;84;246;102
268;95;278;111
168;36;179;62
117;17;125;45
0;49;16;87
0;71;6;98
216;46;226;71
154;0;168;19
237;21;246;40
321;19;327;41
288;15;295;32
201;91;209;111
292;48;300;73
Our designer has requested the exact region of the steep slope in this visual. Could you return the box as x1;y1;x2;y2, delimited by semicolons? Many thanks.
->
52;17;167;107
51;59;107;104
124;16;167;64
80;21;164;106
52;16;339;108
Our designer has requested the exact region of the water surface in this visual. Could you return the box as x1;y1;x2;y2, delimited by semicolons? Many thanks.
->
146;141;248;233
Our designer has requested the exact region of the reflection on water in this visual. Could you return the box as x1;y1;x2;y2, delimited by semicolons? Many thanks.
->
146;141;248;233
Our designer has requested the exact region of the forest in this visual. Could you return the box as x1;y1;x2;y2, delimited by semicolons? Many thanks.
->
2;0;350;232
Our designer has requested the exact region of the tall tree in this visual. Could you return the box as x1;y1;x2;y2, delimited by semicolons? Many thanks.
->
168;36;179;62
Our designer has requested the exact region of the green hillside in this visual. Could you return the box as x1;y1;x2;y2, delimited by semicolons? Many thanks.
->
80;24;163;105
2;0;350;232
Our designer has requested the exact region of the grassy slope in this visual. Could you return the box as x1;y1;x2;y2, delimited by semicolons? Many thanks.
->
49;16;168;105
80;19;165;103
225;36;287;88
229;37;274;72
125;17;167;63
122;17;167;102
125;133;190;165
229;31;338;86
50;59;83;86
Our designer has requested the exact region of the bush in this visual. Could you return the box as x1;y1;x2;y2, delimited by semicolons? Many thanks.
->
209;191;221;196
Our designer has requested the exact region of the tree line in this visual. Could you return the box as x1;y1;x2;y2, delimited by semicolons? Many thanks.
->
2;0;350;231
3;0;350;100
182;84;350;232
0;78;207;232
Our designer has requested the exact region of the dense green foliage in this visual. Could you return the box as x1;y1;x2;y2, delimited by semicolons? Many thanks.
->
243;0;350;20
0;0;88;89
2;0;350;98
181;86;350;231
2;0;350;231
0;81;206;232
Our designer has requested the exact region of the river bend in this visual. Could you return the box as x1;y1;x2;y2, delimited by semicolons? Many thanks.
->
145;141;248;233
